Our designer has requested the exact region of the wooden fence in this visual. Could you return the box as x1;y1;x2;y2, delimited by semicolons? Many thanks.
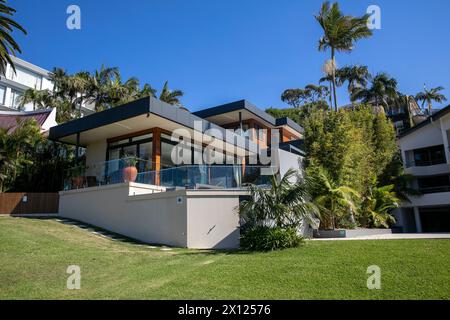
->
0;193;59;215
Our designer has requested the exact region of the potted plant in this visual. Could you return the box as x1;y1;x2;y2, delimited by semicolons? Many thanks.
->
122;154;139;183
70;164;85;189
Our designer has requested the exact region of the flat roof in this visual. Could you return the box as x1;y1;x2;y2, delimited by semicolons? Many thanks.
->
193;99;304;134
49;96;254;151
399;104;450;139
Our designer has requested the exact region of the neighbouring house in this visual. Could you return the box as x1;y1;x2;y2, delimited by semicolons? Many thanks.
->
49;97;305;249
0;55;94;115
0;108;57;136
395;104;450;233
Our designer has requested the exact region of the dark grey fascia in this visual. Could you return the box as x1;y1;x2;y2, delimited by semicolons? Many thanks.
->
275;117;304;134
49;96;255;151
194;99;304;134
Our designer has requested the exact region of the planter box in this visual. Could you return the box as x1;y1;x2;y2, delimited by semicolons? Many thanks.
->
313;228;393;239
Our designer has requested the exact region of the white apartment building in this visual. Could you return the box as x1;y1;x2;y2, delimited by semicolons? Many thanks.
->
396;105;450;233
0;56;94;114
0;56;54;111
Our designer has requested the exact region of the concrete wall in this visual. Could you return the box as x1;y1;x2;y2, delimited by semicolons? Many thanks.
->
59;183;244;249
186;191;241;249
278;149;303;181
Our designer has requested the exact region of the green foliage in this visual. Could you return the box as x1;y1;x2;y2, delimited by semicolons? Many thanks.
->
360;185;399;228
308;166;360;230
0;120;75;192
303;105;399;229
239;169;319;230
0;0;27;75
315;1;372;110
0;120;42;192
415;86;447;115
266;101;328;126
240;226;303;251
20;68;183;123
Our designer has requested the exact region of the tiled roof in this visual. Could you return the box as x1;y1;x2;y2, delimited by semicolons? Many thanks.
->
0;109;52;134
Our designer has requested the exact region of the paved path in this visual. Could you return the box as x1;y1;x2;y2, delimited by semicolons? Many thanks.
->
310;233;450;241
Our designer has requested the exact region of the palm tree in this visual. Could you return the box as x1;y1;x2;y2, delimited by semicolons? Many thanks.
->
0;0;27;75
351;73;399;112
139;83;157;99
85;65;120;111
415;86;447;116
362;185;399;228
315;2;372;111
310;167;360;230
239;169;320;230
336;65;371;96
159;81;184;105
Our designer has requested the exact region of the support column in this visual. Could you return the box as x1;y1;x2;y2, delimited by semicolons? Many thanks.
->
152;128;161;186
75;132;80;162
414;207;422;233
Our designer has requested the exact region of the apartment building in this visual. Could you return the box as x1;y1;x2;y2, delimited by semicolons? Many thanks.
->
396;105;450;232
0;56;54;111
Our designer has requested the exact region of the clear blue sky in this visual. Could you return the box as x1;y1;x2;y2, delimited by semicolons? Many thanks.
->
11;0;450;111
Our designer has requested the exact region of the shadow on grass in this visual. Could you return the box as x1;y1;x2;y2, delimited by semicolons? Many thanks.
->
12;216;305;256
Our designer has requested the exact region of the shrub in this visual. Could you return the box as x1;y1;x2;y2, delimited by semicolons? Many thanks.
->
240;226;303;251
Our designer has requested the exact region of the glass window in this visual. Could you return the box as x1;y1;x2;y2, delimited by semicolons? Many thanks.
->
161;141;176;169
138;142;152;172
10;90;23;109
132;133;153;142
414;145;446;166
0;86;5;105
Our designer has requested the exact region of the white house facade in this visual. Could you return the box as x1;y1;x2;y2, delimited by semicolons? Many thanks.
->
395;105;450;232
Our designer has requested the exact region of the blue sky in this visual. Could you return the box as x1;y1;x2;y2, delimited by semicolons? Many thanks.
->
11;0;450;112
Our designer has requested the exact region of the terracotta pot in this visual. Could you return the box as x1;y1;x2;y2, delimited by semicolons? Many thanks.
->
122;166;138;183
71;176;84;189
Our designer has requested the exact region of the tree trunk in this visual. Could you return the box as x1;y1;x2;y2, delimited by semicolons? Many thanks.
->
331;48;338;112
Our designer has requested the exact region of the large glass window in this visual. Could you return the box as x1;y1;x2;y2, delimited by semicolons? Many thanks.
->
413;145;446;166
107;132;153;171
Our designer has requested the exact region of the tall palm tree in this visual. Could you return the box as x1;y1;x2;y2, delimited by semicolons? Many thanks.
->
139;83;157;99
239;169;320;230
415;86;447;116
310;167;360;230
336;65;371;96
0;0;27;75
85;65;120;111
159;81;183;105
315;2;372;111
351;73;399;112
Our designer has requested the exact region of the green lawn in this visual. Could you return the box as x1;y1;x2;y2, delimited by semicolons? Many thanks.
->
0;216;449;300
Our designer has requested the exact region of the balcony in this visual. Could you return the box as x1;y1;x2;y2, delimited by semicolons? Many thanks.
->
64;157;272;191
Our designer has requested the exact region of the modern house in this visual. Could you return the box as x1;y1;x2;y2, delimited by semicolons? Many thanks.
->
49;97;305;248
395;105;450;232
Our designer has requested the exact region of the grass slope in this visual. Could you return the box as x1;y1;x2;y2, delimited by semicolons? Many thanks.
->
0;216;449;300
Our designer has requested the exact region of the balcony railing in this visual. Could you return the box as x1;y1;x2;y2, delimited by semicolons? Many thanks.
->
419;186;450;194
64;157;153;190
64;159;273;191
405;159;447;168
